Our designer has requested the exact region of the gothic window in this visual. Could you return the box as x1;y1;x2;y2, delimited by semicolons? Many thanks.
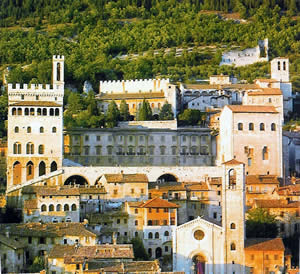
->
17;108;22;115
52;127;57;133
12;108;16;115
50;161;57;172
148;232;153;239
230;223;236;229
260;123;265;131
49;204;54;212
25;108;29;116
249;123;254;131
238;123;243;130
41;204;47;212
56;204;61;211
13;143;21;154
39;161;46;176
30;108;34;116
155;232;159;239
230;243;236;251
42;108;47;116
40;127;44;133
271;123;276;131
71;204;77;211
14;126;19;133
50;108;54;116
55;108;59;116
26;161;34;180
38;145;44;154
37;108;41;116
64;204;69;211
262;146;269;160
26;143;34;154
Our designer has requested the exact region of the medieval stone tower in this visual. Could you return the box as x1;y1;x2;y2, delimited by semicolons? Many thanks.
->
6;55;64;191
271;57;289;82
222;159;245;273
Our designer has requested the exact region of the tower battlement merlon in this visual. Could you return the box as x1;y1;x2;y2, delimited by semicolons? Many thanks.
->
7;83;64;92
53;55;65;61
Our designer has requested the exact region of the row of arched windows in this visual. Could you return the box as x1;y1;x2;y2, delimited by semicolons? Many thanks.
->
41;203;77;212
14;126;57;133
238;122;276;131
148;231;169;239
13;142;44;155
11;107;60;116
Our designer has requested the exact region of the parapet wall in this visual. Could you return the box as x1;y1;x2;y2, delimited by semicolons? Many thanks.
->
99;78;170;94
118;120;178;129
8;83;64;93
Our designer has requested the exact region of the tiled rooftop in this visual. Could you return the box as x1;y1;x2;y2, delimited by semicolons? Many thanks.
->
103;173;148;184
255;199;300;208
246;175;280;185
245;238;285;251
10;101;61;107
227;105;278;113
139;197;179;208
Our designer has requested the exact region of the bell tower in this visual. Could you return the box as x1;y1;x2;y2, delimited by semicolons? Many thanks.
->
222;159;245;273
52;55;64;88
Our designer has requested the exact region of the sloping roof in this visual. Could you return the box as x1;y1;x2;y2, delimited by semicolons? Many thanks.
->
255;79;277;83
245;238;285;251
138;197;179;208
103;174;148;184
246;175;280;185
255;199;300;208
247;88;282;96
10;101;61;107
223;159;244;165
276;184;300;196
49;244;76;258
0;234;25;250
98;92;165;100
22;186;80;196
86;261;160;272
227;105;278;113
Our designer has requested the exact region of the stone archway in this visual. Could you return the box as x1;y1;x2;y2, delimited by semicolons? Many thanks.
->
64;175;89;185
192;254;206;274
156;173;178;183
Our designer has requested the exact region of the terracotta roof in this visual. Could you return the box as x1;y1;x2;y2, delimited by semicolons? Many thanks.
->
255;79;277;83
0;234;26;250
276;184;300;196
103;174;148;183
227;105;278;113
78;186;106;194
138;197;179;208
0;223;96;238
49;245;76;258
255;199;300;208
245;238;285;251
210;177;222;185
246;175;280;185
187;183;210;191
24;199;38;210
87;261;160;272
97;92;165;100
22;186;80;196
247;88;282;96
223;159;244;165
10;101;61;107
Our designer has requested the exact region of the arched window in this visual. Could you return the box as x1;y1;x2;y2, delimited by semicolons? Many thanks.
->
39;161;46;176
49;204;54;212
260;123;265;131
278;61;280;70
135;220;138;226
17;108;22;115
262;146;269;160
42;108;47;116
41;204;47;212
27;126;31;133
56;204;61;211
40;127;44;133
26;143;34;154
13;142;21;154
147;220;153;226
26;161;34;180
148;232;153;239
38;145;44;154
230;223;236;229
249;123;254;131
50;161;57;172
13;161;22;185
55;108;59;116
230;243;236;251
30;108;34;116
37;108;41;116
283;61;286;70
12;108;16;115
52;127;57;133
50;108;54;116
25;108;29;116
271;123;276;131
14;126;19;133
155;232;159;239
238;123;243;130
71;204;77;211
64;204;70;211
164;231;169;236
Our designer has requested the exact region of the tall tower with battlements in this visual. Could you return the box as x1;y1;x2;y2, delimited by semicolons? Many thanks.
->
6;55;64;192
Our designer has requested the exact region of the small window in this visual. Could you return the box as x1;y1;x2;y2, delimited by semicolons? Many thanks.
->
64;239;67;245
271;123;276;131
249;123;254;131
148;232;153;239
230;223;236;229
164;231;169;236
230;243;236;251
135;208;138;214
27;126;31;133
38;145;44;154
238;123;243;130
40;127;44;133
96;135;101;141
52;127;57;133
41;204;47;212
15;126;19;133
155;232;159;239
135;220;138;226
28;236;32;244
262;146;268;160
165;246;169;252
248;158;252;166
260;123;265;131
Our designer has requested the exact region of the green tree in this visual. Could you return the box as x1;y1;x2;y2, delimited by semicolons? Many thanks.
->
246;208;278;238
67;93;85;115
106;100;120;128
137;99;152;121
178;109;205;126
159;102;174;120
119;99;130;121
0;91;8;137
130;237;149;261
28;256;44;272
